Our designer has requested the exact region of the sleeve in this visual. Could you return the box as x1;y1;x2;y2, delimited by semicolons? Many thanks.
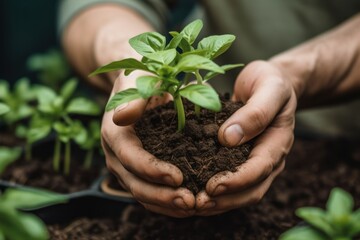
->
58;0;170;34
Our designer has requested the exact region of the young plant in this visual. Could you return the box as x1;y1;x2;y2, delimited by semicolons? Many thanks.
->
280;188;360;240
30;78;101;174
0;78;36;130
76;120;102;169
27;48;71;91
90;19;243;131
0;188;67;240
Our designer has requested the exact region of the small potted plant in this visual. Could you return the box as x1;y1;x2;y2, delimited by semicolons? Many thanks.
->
91;19;253;194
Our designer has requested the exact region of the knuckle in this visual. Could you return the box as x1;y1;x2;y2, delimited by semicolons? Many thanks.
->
249;106;270;133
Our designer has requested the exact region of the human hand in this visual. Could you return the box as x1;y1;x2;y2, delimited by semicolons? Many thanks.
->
101;71;196;218
196;60;297;216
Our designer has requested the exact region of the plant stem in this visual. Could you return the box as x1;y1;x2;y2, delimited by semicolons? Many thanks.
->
174;94;186;131
53;137;61;172
25;142;31;161
194;70;203;117
83;149;93;169
64;141;71;175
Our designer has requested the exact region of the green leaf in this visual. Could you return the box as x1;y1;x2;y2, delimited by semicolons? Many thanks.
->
129;32;166;56
176;54;224;74
106;88;142;111
136;76;162;98
180;19;203;45
198;34;236;59
296;207;334;236
204;63;245;81
89;58;151;76
144;49;177;65
0;230;5;240
1;188;67;209
279;226;328;240
0;206;48;240
60;78;78;101
0;81;9;100
0;103;10;115
27;125;52;144
66;97;101;116
0;147;21;174
180;84;221;112
327;188;354;220
35;85;57;113
349;209;360;237
14;77;34;101
166;32;183;49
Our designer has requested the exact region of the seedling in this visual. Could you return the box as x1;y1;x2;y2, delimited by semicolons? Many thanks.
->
31;78;101;174
0;78;36;130
90;19;243;131
0;188;67;240
27;48;71;91
280;188;360;240
76;120;102;169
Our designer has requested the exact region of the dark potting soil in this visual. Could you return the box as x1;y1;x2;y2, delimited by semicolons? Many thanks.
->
135;98;253;194
0;155;103;193
48;139;360;239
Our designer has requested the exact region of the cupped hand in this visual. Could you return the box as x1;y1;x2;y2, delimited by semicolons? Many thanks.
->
196;60;298;216
101;71;196;218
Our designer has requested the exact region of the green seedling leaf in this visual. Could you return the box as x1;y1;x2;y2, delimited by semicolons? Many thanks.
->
198;34;236;59
60;78;78;101
0;103;10;115
0;207;48;240
89;58;151;76
0;147;21;174
14;77;35;101
144;49;177;65
136;76;162;98
176;54;224;74
296;207;334;236
106;88;142;111
129;32;166;55
327;188;354;220
1;188;67;209
180;19;203;45
204;63;245;81
349;209;360;236
0;81;9;100
279;226;327;240
166;32;183;49
66;97;101;115
180;84;221;112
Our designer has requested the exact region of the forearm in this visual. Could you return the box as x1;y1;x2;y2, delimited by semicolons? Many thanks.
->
270;13;360;108
62;4;154;93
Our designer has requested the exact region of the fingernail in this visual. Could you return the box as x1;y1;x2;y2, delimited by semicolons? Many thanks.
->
163;175;176;186
115;102;129;112
224;124;243;146
199;201;216;210
173;197;188;210
212;185;227;196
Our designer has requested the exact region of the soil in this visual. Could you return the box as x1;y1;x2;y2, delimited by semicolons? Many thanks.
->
47;138;360;239
135;97;253;194
0;147;103;194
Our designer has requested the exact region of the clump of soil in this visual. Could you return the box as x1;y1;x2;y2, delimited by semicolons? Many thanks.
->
48;139;360;239
135;97;252;194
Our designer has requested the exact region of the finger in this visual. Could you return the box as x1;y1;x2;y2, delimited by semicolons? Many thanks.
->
104;145;195;210
208;124;294;197
218;61;293;147
102;111;183;186
196;160;285;216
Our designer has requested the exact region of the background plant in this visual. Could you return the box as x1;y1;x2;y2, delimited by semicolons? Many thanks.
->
0;188;67;240
26;78;101;174
280;188;360;240
90;19;243;131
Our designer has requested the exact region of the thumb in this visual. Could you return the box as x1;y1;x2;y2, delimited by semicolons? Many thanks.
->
112;98;148;126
